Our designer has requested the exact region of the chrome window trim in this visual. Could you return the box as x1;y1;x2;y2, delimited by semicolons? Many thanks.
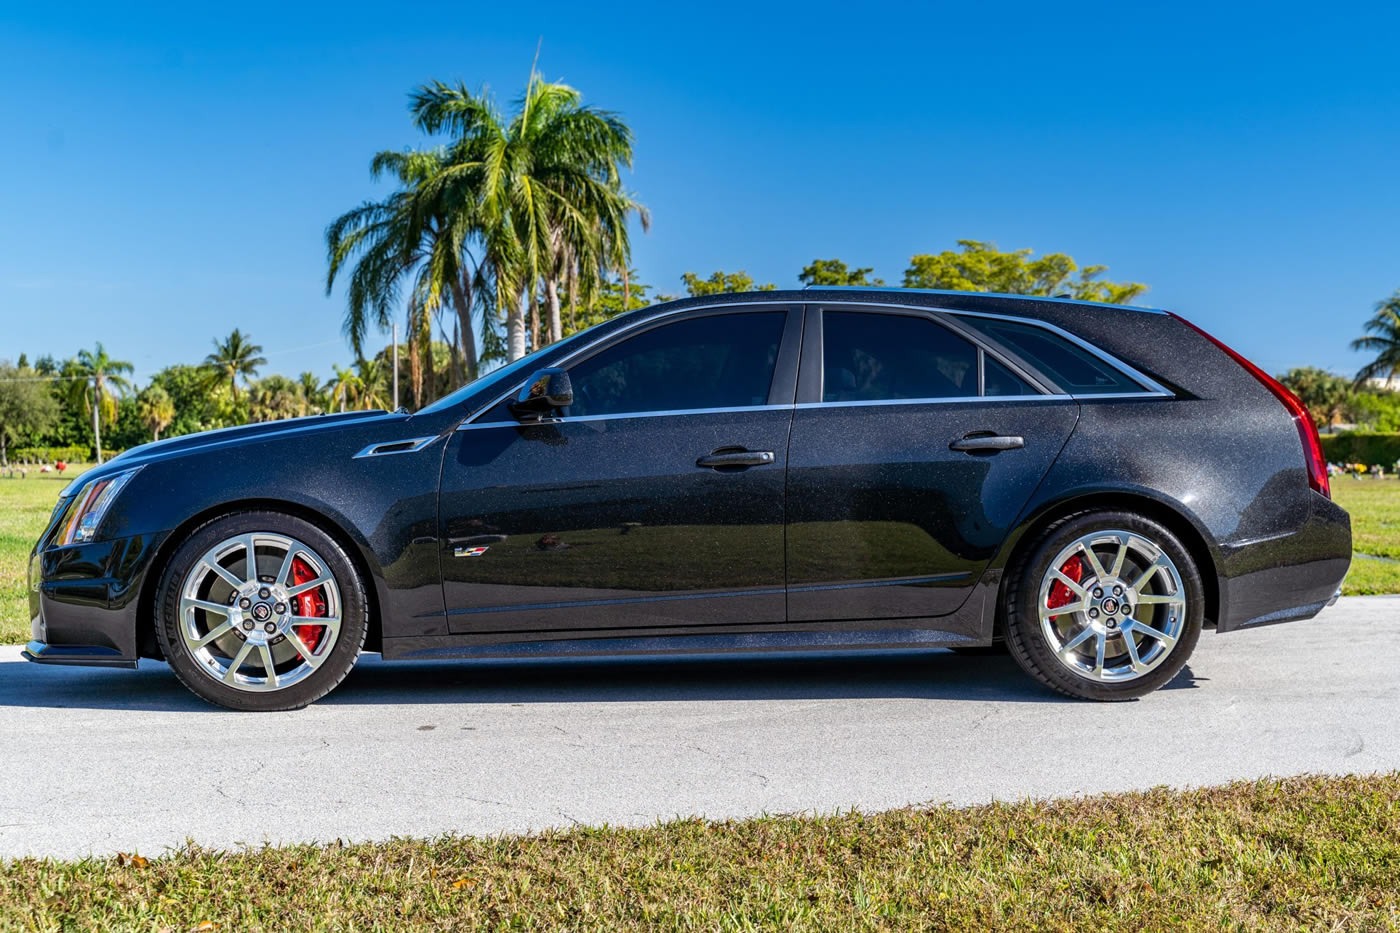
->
459;298;1171;428
794;394;1075;410
352;435;440;459
457;404;793;431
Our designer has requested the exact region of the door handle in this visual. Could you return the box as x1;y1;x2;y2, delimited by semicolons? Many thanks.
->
949;434;1025;452
696;449;776;469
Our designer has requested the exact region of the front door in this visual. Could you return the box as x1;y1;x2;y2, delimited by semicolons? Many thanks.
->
439;306;801;634
786;307;1080;622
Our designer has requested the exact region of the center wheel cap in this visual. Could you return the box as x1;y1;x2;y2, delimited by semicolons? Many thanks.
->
251;603;272;623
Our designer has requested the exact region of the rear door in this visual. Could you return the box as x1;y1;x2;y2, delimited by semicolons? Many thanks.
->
439;305;802;634
785;306;1080;622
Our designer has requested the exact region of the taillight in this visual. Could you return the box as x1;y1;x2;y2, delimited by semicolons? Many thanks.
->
1169;313;1330;499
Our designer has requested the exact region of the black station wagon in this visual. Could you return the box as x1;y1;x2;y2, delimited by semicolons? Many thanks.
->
26;288;1351;710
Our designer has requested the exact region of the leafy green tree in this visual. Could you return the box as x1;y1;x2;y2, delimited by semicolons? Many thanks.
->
0;361;59;464
248;375;305;422
1346;390;1400;432
902;240;1148;304
354;357;391;411
1278;367;1352;430
1352;290;1400;386
66;344;134;464
204;329;266;400
680;270;776;296
148;364;242;437
298;372;329;414
136;384;175;441
328;364;362;413
798;259;884;287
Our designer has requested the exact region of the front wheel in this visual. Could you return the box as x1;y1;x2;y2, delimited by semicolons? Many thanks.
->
154;511;368;711
1003;511;1204;701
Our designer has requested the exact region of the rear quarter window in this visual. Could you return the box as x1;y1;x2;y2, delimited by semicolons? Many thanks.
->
961;317;1149;395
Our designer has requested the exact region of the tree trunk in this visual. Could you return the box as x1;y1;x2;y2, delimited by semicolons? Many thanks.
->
528;287;540;353
154;427;161;442
447;272;478;382
545;276;562;345
91;382;104;465
622;267;631;311
507;295;526;362
1;433;7;467
407;331;423;408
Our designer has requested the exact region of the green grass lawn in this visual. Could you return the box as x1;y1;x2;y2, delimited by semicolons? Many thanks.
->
2;773;1398;930
1;468;1395;646
0;465;86;645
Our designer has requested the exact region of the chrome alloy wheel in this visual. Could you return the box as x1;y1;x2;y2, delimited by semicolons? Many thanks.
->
1037;530;1186;683
178;532;342;692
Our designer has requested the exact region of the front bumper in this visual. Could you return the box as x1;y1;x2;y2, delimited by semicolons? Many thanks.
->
24;531;168;667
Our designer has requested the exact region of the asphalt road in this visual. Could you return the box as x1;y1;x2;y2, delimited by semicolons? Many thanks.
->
2;595;1397;860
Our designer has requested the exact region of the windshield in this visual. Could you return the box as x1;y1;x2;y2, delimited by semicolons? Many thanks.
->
414;328;595;416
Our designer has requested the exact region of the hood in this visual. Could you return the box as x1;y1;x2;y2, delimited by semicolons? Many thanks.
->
102;409;400;471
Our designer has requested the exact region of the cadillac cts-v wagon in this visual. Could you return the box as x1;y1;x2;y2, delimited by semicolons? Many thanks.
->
25;288;1351;710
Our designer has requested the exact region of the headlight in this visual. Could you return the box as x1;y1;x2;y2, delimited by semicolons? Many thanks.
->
54;467;142;546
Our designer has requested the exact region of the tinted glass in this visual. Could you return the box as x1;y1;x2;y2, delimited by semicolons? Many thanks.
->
566;312;785;417
969;318;1147;394
822;311;978;402
984;355;1037;396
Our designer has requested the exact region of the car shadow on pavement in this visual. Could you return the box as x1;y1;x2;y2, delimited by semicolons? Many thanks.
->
0;649;1201;712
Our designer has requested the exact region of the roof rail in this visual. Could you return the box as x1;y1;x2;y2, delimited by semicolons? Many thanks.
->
798;285;1164;314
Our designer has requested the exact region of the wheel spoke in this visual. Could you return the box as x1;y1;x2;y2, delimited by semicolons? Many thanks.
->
1041;600;1085;621
1135;593;1182;606
223;641;254;683
258;645;278;686
1122;631;1146;673
290;614;340;627
1057;625;1096;657
285;630;323;667
1131;558;1167;594
1127;621;1176;649
287;575;332;597
1092;631;1106;679
1049;569;1088;597
241;535;260;583
274;546;301;589
1108;535;1129;578
182;597;232;617
189;619;234;650
1078;542;1108;581
204;560;245;591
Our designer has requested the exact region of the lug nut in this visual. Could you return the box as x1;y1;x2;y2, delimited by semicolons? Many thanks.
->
239;597;252;610
1093;588;1104;598
1113;585;1123;596
264;622;277;634
1088;608;1100;619
1107;619;1118;629
258;587;271;599
274;602;287;614
242;620;254;631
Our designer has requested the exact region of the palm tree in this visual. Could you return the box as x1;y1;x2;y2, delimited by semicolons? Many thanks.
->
326;149;480;389
136;384;175;441
204;329;266;399
408;71;647;361
327;364;361;413
1353;290;1400;387
297;371;327;414
354;357;391;411
66;343;134;464
248;375;305;422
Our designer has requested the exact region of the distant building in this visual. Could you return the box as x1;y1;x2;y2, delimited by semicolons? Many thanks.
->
1365;375;1400;392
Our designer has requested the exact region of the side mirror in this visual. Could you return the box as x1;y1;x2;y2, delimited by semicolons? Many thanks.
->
509;368;573;421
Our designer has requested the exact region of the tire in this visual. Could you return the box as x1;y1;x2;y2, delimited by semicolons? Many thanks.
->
155;510;368;711
1003;510;1204;701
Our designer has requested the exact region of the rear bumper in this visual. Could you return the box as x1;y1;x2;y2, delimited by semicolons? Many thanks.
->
1215;494;1351;633
25;531;168;667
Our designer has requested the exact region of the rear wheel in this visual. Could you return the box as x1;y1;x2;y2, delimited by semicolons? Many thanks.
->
155;511;367;711
1003;511;1203;700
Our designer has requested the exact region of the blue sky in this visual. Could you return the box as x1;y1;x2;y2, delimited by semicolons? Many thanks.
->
2;0;1398;386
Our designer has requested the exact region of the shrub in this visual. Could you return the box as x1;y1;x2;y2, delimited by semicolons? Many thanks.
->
9;445;90;464
1320;432;1400;466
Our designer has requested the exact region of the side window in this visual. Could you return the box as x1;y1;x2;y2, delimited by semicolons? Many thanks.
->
983;355;1037;396
822;311;979;402
964;317;1148;395
565;312;786;418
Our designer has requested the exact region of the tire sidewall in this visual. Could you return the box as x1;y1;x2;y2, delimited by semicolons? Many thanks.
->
1005;511;1204;701
155;511;367;711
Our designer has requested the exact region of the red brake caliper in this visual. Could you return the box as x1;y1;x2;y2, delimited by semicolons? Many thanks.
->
1046;555;1085;621
290;557;327;654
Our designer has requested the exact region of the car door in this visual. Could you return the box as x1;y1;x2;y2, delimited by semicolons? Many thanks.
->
439;305;801;634
785;306;1080;622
